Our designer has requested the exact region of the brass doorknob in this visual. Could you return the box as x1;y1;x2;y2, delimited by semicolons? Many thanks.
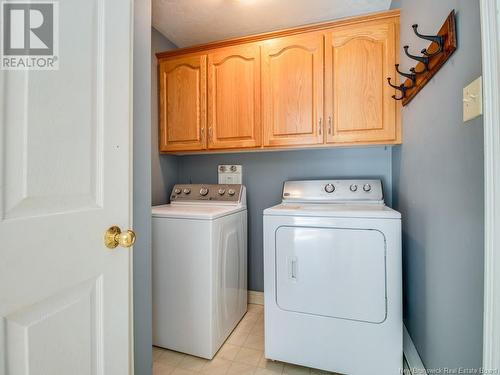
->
104;226;136;249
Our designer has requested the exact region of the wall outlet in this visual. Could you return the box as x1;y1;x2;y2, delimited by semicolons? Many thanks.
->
463;76;483;122
218;165;242;184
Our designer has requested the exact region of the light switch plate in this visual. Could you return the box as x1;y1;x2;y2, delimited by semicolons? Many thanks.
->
463;76;483;122
218;165;242;184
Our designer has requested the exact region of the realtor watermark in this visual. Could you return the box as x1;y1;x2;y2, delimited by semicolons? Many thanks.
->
1;0;59;70
401;368;499;374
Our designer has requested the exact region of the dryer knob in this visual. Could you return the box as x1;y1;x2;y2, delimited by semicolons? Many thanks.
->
200;187;209;196
350;184;358;192
228;189;236;196
183;188;191;194
174;188;182;194
363;184;372;192
218;188;226;195
324;184;335;193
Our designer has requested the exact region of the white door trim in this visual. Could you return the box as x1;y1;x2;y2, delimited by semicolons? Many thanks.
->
480;0;500;371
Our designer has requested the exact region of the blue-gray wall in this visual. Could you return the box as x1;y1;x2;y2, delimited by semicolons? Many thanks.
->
152;28;178;206
134;3;152;375
392;0;484;370
176;147;393;292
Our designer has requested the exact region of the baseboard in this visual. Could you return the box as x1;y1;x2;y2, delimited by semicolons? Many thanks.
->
248;290;264;305
404;324;427;375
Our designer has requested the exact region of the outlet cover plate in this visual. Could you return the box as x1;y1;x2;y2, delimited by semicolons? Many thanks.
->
463;76;483;122
218;165;242;184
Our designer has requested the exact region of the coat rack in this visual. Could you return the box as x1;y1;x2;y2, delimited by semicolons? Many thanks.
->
387;10;457;106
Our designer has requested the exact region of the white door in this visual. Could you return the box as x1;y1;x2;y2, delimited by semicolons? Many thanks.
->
275;226;387;323
0;0;134;374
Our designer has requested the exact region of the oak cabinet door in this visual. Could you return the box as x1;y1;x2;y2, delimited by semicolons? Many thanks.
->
159;55;207;152
207;45;262;149
261;33;324;147
325;20;399;144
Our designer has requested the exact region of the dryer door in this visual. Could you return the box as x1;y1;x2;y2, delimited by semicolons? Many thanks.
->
275;226;386;323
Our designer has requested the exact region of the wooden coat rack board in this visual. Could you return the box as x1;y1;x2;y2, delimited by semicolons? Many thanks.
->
388;10;457;106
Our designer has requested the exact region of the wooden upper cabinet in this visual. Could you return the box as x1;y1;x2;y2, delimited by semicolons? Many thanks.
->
156;11;401;153
261;33;324;147
158;55;207;152
207;44;261;149
325;19;399;144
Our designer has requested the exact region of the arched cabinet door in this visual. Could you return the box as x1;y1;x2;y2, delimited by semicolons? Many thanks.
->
261;33;324;147
207;44;261;149
159;55;207;152
325;19;400;144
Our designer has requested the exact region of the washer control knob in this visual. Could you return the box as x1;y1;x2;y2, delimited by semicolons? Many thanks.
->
324;184;335;193
363;184;372;192
230;165;237;172
183;188;191;194
228;189;236;196
350;184;358;192
218;188;226;195
200;187;209;196
174;188;182;194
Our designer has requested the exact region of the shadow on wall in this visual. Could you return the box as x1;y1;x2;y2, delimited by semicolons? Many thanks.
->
151;27;178;206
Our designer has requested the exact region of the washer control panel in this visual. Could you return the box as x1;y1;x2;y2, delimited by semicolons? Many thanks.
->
282;180;383;203
170;184;243;202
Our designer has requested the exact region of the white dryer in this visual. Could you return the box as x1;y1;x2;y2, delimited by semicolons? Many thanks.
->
264;180;402;375
152;184;247;359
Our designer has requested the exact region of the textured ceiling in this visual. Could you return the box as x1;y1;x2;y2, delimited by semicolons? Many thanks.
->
153;0;393;48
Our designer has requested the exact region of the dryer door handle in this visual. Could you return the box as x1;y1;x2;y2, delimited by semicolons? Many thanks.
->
288;256;298;281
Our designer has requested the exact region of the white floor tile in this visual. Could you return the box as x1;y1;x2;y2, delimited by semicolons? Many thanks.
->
201;358;232;375
243;334;265;351
233;347;263;366
177;355;209;371
216;343;241;361
227;362;257;375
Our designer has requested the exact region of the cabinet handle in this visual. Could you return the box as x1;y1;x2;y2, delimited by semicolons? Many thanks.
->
201;127;205;139
209;127;213;140
318;118;322;135
328;116;332;135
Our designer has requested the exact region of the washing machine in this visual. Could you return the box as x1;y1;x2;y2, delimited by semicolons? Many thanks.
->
263;180;402;375
152;184;247;359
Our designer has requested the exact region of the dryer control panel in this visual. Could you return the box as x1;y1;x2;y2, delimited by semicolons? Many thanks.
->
282;180;384;203
170;184;244;203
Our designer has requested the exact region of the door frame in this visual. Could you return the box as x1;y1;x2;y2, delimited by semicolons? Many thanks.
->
480;0;500;370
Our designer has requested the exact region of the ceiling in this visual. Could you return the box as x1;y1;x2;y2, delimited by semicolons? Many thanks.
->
153;0;393;48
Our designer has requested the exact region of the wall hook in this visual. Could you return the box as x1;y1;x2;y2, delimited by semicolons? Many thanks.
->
421;47;442;58
395;64;416;87
387;77;407;101
396;10;456;106
404;46;429;72
410;66;426;76
412;24;444;57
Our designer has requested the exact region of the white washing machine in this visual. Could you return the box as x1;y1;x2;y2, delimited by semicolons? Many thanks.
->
264;180;402;375
152;184;247;359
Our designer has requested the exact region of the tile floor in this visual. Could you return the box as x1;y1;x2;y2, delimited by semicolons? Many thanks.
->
153;304;338;375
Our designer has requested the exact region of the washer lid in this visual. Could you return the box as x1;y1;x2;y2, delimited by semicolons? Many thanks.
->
152;204;246;220
264;203;401;219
